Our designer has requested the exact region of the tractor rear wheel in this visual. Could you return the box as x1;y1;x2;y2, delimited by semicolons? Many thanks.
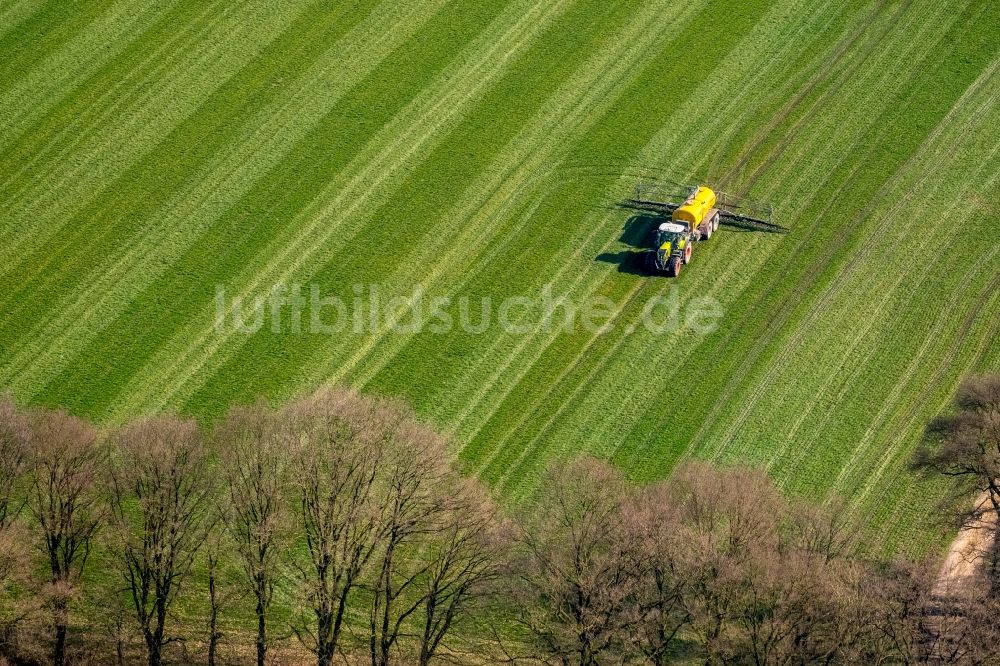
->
667;256;682;277
701;221;712;240
712;212;720;232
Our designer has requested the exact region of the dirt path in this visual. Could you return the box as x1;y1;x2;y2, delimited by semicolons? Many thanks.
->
933;492;998;597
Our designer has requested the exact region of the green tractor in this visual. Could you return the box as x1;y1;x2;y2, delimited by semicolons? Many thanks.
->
647;219;715;277
626;183;784;277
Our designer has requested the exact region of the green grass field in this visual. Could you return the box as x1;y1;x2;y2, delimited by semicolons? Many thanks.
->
2;0;999;556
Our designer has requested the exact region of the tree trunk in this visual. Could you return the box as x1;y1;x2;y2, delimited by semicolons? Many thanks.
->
145;629;162;666
53;618;66;666
317;609;333;666
256;602;267;666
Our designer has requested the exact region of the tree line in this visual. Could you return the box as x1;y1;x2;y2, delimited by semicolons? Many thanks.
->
0;375;997;665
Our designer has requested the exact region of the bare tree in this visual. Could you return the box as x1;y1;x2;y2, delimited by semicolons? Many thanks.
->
509;456;637;666
107;414;214;666
202;530;238;666
619;482;690;665
658;463;786;661
855;558;984;665
647;462;862;665
913;374;1000;591
366;422;449;666
215;401;288;666
360;417;508;666
790;498;854;564
24;408;103;666
284;388;392;666
416;481;507;666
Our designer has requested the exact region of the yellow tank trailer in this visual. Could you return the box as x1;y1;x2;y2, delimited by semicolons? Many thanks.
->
625;181;783;278
671;186;717;230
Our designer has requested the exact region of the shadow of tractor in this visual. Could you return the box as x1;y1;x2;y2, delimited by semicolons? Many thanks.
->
595;214;660;276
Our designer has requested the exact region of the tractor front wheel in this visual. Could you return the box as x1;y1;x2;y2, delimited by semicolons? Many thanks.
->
683;244;692;264
667;256;682;277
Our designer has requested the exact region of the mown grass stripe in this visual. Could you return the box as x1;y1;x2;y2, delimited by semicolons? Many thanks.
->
0;0;452;398
666;0;988;467
0;0;47;41
0;0;313;272
297;0;718;398
0;0;182;154
96;0;629;420
0;0;118;89
42;0;570;418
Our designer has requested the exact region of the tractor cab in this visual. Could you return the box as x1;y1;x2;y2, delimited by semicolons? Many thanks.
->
650;222;691;277
655;221;689;251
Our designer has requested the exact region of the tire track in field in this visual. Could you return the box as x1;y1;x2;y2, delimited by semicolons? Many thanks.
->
837;243;999;496
834;166;1000;499
299;0;716;397
620;1;956;467
684;1;972;461
855;262;1000;540
716;0;895;192
186;0;690;415
426;0;838;458
732;0;956;208
850;264;1000;556
737;1;914;193
876;281;1000;556
721;52;1000;469
774;73;1000;480
0;0;311;271
485;282;647;487
99;0;583;419
0;0;456;396
752;0;970;211
0;0;181;153
0;0;240;270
